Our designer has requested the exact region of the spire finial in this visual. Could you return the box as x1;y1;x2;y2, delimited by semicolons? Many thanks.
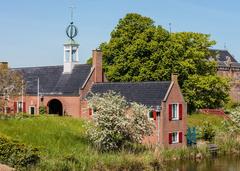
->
69;6;76;22
224;42;227;50
169;23;172;34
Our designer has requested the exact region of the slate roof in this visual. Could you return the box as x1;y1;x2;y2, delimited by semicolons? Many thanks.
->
89;82;172;106
217;61;228;68
210;49;238;62
231;62;240;68
14;64;92;96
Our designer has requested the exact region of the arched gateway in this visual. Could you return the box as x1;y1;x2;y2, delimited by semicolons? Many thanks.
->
48;99;63;116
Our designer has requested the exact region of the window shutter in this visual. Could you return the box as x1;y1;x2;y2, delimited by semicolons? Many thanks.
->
169;104;172;121
23;102;26;113
14;102;17;113
89;108;92;115
179;132;183;143
179;104;183;120
153;110;157;120
169;133;172;144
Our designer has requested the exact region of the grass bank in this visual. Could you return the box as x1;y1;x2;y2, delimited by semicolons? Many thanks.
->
0;113;239;170
0;115;155;170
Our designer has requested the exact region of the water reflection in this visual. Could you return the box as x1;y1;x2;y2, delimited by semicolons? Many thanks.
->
167;156;240;171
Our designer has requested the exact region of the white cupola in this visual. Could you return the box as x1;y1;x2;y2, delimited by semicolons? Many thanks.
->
63;22;79;74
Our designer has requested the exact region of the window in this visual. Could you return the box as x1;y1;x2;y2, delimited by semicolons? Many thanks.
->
172;104;179;120
169;104;183;121
148;109;158;120
17;102;23;113
172;132;178;144
89;107;97;116
169;132;183;144
29;106;35;115
148;111;153;119
14;101;26;113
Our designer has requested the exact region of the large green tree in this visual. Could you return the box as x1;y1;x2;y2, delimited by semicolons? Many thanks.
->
183;75;229;112
91;13;229;111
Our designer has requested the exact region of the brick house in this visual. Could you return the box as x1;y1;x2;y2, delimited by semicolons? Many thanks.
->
1;22;187;147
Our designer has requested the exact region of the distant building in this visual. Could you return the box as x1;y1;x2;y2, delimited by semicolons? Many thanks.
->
211;49;240;102
1;22;187;147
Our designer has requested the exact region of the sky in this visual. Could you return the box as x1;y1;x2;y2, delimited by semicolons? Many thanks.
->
0;0;240;68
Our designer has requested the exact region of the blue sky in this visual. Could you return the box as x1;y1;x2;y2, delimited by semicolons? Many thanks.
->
0;0;240;67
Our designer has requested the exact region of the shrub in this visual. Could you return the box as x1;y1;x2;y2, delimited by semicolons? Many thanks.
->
200;121;215;141
39;105;47;114
87;91;154;152
0;134;40;168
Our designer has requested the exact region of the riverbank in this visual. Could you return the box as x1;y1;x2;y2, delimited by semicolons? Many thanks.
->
0;113;239;170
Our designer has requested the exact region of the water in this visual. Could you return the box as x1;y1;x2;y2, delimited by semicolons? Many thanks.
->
167;156;240;171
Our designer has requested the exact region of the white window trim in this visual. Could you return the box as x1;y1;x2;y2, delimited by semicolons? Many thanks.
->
29;106;35;115
172;132;179;144
147;110;154;121
17;101;23;113
172;103;179;121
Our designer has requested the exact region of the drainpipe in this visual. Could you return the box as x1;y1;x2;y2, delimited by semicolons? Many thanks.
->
156;105;161;144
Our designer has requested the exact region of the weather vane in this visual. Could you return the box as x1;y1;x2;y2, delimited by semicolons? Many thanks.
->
66;6;78;40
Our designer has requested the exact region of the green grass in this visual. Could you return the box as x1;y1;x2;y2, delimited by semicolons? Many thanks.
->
0;113;235;170
0;115;154;170
187;113;225;129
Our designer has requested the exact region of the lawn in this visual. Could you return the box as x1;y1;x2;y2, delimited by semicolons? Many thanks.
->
187;113;225;129
0;113;228;170
0;115;153;170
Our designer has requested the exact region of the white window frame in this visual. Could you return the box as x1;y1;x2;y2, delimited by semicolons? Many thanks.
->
29;106;35;115
172;132;179;144
172;103;179;120
147;110;154;120
17;101;23;113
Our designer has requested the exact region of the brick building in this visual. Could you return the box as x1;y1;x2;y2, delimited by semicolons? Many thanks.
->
1;22;187;147
212;49;240;102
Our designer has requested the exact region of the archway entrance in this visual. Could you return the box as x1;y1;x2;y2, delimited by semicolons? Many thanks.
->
48;99;63;116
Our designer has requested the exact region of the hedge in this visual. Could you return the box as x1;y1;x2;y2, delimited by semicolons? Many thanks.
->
0;134;40;168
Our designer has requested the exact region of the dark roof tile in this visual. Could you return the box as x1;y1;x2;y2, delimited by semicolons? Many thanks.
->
210;49;238;62
89;82;171;106
13;64;91;96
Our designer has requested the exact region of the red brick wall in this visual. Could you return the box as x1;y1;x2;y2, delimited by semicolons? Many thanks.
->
9;95;81;118
162;81;187;148
217;69;240;102
143;80;187;148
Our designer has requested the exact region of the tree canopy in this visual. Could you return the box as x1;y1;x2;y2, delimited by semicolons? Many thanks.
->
0;65;24;113
90;13;229;111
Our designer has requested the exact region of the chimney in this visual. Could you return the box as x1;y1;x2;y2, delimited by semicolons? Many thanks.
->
92;49;103;83
0;62;8;69
171;73;178;82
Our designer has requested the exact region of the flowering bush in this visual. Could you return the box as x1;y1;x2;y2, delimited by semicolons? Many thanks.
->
223;107;240;134
87;91;154;151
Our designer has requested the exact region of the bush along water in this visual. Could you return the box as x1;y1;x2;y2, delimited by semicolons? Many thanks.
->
0;134;40;169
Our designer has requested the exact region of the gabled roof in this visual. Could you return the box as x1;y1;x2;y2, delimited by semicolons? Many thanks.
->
210;49;238;62
14;64;92;96
89;81;172;106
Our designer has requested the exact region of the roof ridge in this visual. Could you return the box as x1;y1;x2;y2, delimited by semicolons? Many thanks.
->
13;63;91;70
210;48;229;52
94;81;171;85
13;65;63;69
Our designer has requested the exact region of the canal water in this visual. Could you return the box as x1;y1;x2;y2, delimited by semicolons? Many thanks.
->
166;156;240;171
